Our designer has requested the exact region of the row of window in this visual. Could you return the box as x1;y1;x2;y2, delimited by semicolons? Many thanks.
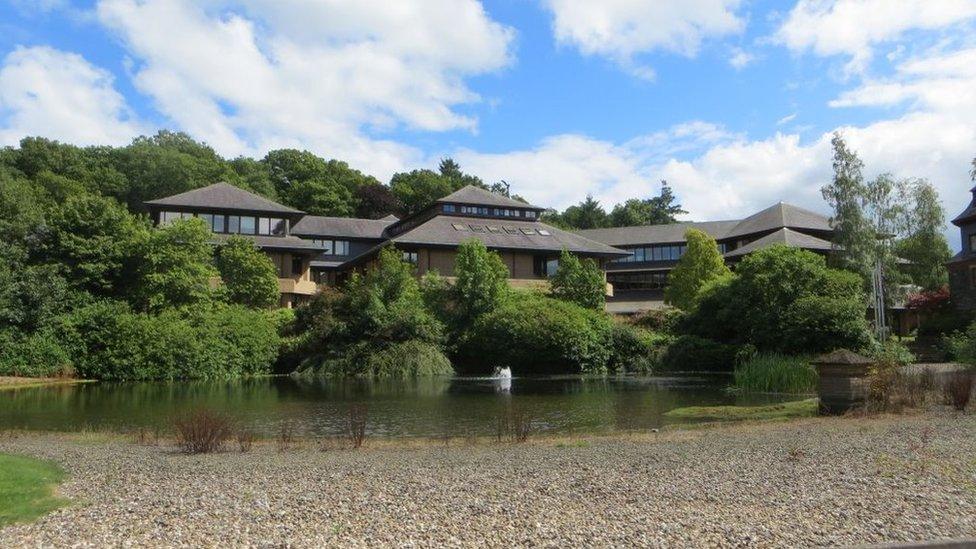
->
608;271;669;290
160;211;287;236
310;239;350;256
443;204;538;219
452;223;551;236
610;242;728;264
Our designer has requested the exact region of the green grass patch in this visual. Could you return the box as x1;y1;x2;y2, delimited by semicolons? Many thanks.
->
0;453;68;526
664;398;818;422
732;353;817;394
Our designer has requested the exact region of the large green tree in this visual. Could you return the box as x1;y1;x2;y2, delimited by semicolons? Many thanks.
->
664;229;730;310
550;250;606;310
389;169;454;217
608;181;687;226
215;237;280;309
822;133;876;282
453;239;509;322
263;150;378;216
41;194;150;297
894;179;951;290
558;195;609;229
136;218;218;312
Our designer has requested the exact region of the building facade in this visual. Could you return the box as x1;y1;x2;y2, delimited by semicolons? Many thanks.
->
948;186;976;310
145;183;323;308
578;202;835;313
146;183;627;304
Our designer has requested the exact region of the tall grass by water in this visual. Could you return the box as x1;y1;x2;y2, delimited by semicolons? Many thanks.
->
733;353;817;394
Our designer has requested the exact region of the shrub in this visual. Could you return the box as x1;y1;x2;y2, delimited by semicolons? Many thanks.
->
455;292;613;375
659;335;741;372
215;236;280;309
733;353;817;394
664;228;730;309
683;246;871;354
348;404;368;448
550;249;606;310
63;300;279;380
943;321;976;363
943;372;974;411
301;340;453;378
608;323;666;373
922;310;975;337
631;308;685;334
0;330;74;378
174;408;233;454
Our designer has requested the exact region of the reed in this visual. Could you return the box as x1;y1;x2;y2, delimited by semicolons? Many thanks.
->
732;353;817;394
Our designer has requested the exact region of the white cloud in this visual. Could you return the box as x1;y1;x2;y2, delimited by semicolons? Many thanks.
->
775;0;976;73
0;46;144;146
728;47;755;69
776;113;797;125
543;0;745;78
95;0;515;179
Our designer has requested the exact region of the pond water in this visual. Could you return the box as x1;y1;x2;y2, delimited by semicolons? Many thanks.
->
0;375;798;438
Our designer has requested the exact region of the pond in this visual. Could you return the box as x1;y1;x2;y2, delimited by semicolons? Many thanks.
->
0;375;799;438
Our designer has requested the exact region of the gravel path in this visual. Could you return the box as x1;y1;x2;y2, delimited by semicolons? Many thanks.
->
1;412;975;547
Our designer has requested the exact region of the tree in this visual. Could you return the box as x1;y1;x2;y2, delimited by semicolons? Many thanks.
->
664;229;730;309
550;250;606;310
215;236;280;309
894;179;951;290
685;245;870;353
41;194;150;297
354;183;400;219
136;218;218;312
453;239;509;322
608;181;687;226
560;195;609;229
264;150;377;216
113;131;235;209
389;169;454;216
821;134;877;283
439;157;484;189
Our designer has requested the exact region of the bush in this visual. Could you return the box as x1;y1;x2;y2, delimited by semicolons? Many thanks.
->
299;340;453;378
921;309;975;337
659;335;741;372
550;249;606;310
63;300;279;380
455;292;613;375
943;372;974;411
174;408;233;454
631;308;685;334
733;353;817;394
608;323;666;373
683;246;870;354
0;330;74;378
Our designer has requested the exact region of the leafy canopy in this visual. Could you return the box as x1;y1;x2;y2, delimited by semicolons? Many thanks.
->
550;249;606;310
215;236;281;309
664;229;730;310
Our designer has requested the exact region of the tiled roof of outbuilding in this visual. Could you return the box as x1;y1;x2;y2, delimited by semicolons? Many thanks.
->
145;182;302;214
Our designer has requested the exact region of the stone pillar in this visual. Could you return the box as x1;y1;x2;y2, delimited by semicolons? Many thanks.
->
811;350;875;415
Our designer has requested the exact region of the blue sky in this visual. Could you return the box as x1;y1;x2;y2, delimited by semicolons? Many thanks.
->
1;1;974;248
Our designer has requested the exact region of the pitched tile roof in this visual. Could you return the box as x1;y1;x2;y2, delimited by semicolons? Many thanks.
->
383;215;627;257
722;228;834;258
291;215;396;239
435;185;544;211
951;187;976;226
724;202;831;239
145;182;302;215
576;220;740;246
210;233;324;254
576;202;832;247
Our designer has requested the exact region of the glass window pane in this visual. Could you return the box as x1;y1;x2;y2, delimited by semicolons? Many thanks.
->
228;216;240;233
321;240;333;254
213;215;225;233
199;214;214;231
635;247;645;262
650;246;659;261
240;216;256;234
258;218;271;235
271;218;286;236
335;241;349;255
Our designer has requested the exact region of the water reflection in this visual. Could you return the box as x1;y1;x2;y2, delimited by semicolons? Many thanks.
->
0;375;793;438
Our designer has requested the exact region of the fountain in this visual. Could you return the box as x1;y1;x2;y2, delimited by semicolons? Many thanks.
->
492;367;512;393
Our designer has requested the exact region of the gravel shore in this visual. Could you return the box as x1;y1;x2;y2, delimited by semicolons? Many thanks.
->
2;412;975;547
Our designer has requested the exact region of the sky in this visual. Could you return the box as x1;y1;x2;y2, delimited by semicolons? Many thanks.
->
0;0;974;249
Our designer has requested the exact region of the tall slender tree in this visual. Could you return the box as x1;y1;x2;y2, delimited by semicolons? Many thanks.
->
821;134;875;282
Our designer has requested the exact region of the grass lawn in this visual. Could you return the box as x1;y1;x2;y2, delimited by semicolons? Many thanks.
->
664;398;818;422
0;453;68;526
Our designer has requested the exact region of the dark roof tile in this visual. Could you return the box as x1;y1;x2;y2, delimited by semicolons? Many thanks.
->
145;182;302;215
435;185;543;210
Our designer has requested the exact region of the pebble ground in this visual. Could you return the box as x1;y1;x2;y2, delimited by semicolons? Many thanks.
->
1;411;975;547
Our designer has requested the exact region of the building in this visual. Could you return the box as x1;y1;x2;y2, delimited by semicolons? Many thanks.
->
948;185;976;310
577;202;835;313
145;183;323;308
147;183;627;303
295;185;628;288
